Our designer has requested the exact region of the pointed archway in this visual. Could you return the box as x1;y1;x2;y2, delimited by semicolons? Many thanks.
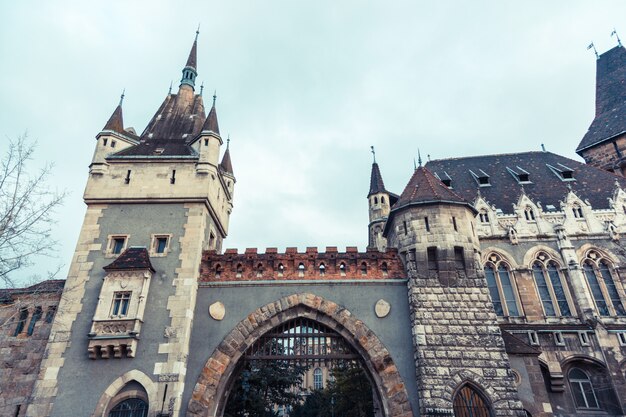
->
187;293;413;417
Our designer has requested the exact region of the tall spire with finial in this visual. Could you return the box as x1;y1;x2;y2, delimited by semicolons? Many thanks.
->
201;90;220;134
102;90;125;133
417;149;423;167
180;28;199;89
612;28;622;47
368;147;387;197
220;135;234;175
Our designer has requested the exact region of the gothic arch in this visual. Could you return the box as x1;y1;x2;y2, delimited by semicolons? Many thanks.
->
522;245;563;267
443;369;501;405
187;293;412;417
91;369;158;417
481;247;519;269
560;354;607;369
575;244;620;265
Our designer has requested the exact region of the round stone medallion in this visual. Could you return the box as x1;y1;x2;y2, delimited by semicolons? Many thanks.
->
375;299;391;318
209;301;225;321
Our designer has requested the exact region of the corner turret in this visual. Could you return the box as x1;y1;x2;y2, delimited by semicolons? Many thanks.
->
367;150;396;251
384;165;479;285
90;92;139;175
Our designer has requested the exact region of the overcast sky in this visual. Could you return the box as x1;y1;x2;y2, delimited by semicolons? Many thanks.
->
1;1;624;285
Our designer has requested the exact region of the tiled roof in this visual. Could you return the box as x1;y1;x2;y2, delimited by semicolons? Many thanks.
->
368;163;387;196
395;166;468;208
501;331;541;355
425;151;626;213
577;45;626;152
108;90;206;158
102;104;124;133
186;38;197;69
103;247;155;272
220;147;233;175
202;103;220;134
0;279;65;302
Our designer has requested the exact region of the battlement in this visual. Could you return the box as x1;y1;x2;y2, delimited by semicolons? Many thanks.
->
200;247;406;281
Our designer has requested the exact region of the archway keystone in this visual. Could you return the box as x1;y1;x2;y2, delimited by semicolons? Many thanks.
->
187;293;413;417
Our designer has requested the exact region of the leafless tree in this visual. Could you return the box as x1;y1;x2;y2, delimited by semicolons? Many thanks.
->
0;134;66;287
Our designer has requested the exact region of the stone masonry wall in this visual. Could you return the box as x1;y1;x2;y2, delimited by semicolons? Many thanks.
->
0;281;63;417
580;133;626;174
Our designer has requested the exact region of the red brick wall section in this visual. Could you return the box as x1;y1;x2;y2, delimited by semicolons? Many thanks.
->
199;247;406;282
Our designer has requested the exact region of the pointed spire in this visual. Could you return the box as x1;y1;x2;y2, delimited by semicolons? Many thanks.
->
220;136;234;175
180;29;199;89
201;91;220;134
102;92;125;133
396;166;467;208
417;149;423;167
368;161;387;197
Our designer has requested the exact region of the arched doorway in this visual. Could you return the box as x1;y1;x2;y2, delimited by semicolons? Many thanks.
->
453;384;493;417
224;317;377;417
187;293;412;417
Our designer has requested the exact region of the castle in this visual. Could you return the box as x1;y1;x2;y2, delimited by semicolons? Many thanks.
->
1;34;626;417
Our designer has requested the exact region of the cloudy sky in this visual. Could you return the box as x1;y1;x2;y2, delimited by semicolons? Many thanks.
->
1;1;624;285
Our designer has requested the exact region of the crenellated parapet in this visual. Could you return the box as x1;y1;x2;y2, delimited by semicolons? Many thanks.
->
200;247;406;281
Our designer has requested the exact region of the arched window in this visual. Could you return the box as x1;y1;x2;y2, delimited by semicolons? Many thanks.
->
569;368;599;410
256;263;263;278
236;263;243;278
319;263;326;276
531;252;572;317
524;207;535;221
360;262;367;275
339;262;346;277
484;254;520;317
381;262;388;277
109;398;148;417
479;209;489;223
298;262;305;277
313;367;323;390
215;264;222;279
381;196;385;204
572;204;584;219
582;251;626;316
453;384;492;417
374;196;378;204
277;263;284;277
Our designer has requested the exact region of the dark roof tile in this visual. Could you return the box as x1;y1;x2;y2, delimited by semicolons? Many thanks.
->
103;247;155;272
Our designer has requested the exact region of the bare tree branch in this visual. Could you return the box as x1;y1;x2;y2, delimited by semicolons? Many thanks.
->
0;134;66;287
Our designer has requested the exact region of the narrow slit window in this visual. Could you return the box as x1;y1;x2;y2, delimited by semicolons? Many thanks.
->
124;170;131;184
170;170;176;184
452;216;458;231
424;216;430;232
27;306;42;336
13;308;28;336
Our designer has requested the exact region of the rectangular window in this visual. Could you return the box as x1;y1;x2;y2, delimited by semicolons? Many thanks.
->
27;306;42;336
13;308;28;336
454;247;465;270
103;138;108;146
45;306;56;323
617;332;626;346
111;292;131;317
578;332;590;346
427;247;438;271
156;237;168;253
112;237;125;254
528;331;539;346
554;332;565;346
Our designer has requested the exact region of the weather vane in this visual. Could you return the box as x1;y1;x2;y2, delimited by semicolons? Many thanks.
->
370;146;376;163
417;149;422;167
587;42;599;59
119;89;125;106
195;24;200;41
611;28;622;47
200;81;204;96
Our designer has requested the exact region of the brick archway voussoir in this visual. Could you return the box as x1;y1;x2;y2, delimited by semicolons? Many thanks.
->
187;293;413;417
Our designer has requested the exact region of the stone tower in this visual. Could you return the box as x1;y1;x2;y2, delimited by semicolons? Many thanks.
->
367;159;396;251
384;166;525;416
27;34;235;417
576;44;626;174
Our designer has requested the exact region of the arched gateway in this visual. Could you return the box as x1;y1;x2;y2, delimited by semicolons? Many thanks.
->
187;293;413;417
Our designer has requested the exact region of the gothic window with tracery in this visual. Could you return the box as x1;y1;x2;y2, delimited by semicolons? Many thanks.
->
453;384;493;417
484;253;521;317
531;252;572;317
582;251;626;317
524;207;535;221
572;204;584;219
479;209;489;223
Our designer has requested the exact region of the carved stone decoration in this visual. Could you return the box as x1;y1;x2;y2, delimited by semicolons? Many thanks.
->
164;326;178;339
209;301;225;321
158;373;180;382
375;299;391;318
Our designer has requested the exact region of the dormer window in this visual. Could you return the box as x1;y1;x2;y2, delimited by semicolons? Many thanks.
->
524;207;536;221
470;169;490;187
479;209;489;223
547;163;575;181
506;166;532;184
573;204;584;219
434;171;453;188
